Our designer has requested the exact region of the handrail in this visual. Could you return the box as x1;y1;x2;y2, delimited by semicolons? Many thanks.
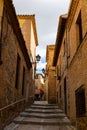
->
0;98;26;111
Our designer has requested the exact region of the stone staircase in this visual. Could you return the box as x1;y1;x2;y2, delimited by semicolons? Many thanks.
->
4;102;76;130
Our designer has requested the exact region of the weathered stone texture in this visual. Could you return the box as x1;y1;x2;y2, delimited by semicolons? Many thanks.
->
53;0;87;128
0;1;33;128
48;67;56;104
67;35;87;123
67;0;87;125
46;45;56;103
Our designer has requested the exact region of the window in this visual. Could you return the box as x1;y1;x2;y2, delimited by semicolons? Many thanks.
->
76;11;82;45
75;86;86;117
15;54;21;89
22;67;25;95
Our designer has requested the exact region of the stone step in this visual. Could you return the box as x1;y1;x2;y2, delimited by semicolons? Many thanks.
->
25;108;63;114
33;103;57;107
20;112;66;118
13;116;71;126
66;126;77;130
4;101;76;130
4;123;76;130
30;105;59;109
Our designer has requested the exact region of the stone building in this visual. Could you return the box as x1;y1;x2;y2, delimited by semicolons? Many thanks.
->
53;14;68;112
17;15;38;104
45;45;56;103
53;0;87;129
0;0;38;128
44;73;48;102
67;0;87;128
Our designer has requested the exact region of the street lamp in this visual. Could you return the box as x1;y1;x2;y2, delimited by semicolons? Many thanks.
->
32;54;41;79
42;68;45;74
42;68;48;76
36;54;41;62
32;54;41;64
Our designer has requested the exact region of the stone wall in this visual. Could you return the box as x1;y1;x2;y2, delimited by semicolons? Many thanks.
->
55;22;68;113
67;34;87;124
76;117;87;130
48;67;56;103
0;99;26;129
53;0;87;128
46;45;55;103
67;0;87;125
0;3;32;128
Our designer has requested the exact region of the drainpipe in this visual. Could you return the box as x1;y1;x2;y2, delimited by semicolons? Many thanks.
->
0;0;4;65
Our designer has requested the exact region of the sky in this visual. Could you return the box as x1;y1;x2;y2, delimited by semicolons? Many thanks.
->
13;0;70;73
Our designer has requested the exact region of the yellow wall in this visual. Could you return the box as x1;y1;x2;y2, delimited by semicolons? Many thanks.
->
0;0;4;32
17;18;31;56
30;23;36;61
17;16;37;79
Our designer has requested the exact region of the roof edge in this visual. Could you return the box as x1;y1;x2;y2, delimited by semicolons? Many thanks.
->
5;0;32;69
53;14;68;66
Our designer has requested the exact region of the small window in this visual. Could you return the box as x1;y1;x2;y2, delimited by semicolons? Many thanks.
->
75;86;86;117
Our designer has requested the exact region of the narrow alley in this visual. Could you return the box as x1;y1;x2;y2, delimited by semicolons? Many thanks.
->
0;0;87;130
4;101;75;130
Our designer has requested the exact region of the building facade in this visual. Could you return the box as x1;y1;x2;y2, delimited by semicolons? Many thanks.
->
0;0;38;128
53;14;68;112
67;0;87;128
53;0;87;129
46;45;56;103
17;15;38;105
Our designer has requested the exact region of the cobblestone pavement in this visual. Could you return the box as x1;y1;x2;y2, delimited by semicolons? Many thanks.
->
4;101;76;130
